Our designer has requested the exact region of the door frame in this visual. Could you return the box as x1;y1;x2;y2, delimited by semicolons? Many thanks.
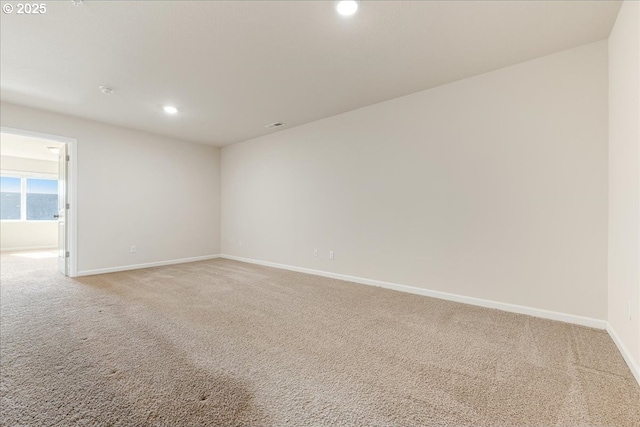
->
1;126;78;277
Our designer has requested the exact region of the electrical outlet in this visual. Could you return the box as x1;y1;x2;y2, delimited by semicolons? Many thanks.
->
130;245;136;254
314;248;318;257
329;250;334;260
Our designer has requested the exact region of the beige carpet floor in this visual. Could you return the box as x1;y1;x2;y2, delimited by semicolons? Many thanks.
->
1;253;638;426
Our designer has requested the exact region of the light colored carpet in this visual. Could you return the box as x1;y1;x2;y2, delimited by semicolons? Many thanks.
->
1;253;638;426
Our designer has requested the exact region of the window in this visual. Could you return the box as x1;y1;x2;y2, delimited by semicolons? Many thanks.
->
26;179;58;220
0;175;58;221
0;176;21;220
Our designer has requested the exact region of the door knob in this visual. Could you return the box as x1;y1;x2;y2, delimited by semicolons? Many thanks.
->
53;214;60;219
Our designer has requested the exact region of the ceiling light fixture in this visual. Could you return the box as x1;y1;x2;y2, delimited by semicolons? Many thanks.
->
336;0;358;17
47;147;61;155
72;0;83;6
99;85;114;94
163;105;178;115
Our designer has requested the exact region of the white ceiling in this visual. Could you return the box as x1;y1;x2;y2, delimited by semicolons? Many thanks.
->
0;133;63;162
0;1;621;147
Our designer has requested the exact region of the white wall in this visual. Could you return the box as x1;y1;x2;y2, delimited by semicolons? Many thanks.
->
0;102;221;274
608;0;640;378
1;155;58;251
222;41;609;321
0;222;58;251
1;156;57;175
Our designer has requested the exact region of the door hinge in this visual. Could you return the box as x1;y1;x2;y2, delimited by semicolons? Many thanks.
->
66;155;70;161
65;251;70;258
66;203;70;209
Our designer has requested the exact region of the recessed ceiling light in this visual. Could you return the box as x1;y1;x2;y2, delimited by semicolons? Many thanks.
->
163;105;178;115
99;85;114;95
72;0;83;6
336;0;358;17
47;147;60;155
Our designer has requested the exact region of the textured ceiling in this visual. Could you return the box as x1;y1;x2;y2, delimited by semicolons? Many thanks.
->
0;1;622;146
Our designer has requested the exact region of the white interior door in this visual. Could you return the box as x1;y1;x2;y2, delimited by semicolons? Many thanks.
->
57;144;68;275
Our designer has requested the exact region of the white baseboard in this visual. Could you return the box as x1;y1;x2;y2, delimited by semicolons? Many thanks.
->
75;254;221;277
220;254;606;330
1;245;57;252
606;323;640;386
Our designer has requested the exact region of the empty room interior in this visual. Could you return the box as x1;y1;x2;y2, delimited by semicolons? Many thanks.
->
0;0;639;425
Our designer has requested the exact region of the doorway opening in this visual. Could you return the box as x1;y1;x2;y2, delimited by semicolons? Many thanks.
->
0;128;77;277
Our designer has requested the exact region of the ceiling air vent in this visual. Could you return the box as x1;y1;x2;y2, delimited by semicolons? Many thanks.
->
265;122;285;129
